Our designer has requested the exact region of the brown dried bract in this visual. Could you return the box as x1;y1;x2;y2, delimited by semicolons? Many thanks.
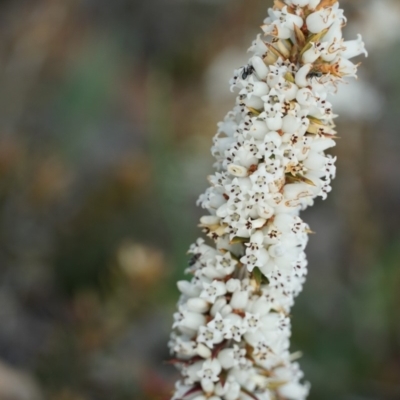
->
316;0;338;11
248;164;258;175
273;0;286;10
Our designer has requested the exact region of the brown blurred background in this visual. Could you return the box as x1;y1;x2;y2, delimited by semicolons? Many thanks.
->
0;0;399;399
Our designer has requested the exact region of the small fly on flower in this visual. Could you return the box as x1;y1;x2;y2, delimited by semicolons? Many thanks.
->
307;70;324;79
242;64;255;80
189;253;201;266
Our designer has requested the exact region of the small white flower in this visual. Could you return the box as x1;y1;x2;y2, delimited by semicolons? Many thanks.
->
302;42;327;64
295;64;313;88
197;359;222;391
251;56;269;80
208;312;230;336
227;164;248;178
262;21;291;40
197;325;223;349
248;34;268;57
173;337;197;358
240;76;270;99
187;298;210;314
253;341;273;362
226;278;241;293
173;306;207;331
177;280;202;298
201;281;227;303
224;314;246;341
244;312;261;333
279;6;304;30
306;7;336;34
215;377;241;400
241;232;270;272
341;34;368;59
215;252;237;276
196;343;212;359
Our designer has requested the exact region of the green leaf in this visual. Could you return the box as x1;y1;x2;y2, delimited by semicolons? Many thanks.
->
252;267;270;286
253;267;263;285
230;236;248;244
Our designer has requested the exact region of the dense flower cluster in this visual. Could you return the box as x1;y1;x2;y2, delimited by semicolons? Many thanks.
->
169;1;366;399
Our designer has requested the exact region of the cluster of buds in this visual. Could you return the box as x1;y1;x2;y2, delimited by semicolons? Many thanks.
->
169;1;366;399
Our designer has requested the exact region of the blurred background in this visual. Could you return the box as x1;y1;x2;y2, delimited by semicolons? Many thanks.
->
0;0;399;399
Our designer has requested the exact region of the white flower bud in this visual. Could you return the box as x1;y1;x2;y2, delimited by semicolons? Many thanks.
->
200;215;220;226
220;304;233;317
218;348;235;369
187;298;210;313
282;82;299;101
268;243;286;258
227;164;248;177
186;361;203;382
251;56;269;80
252;218;267;229
181;311;207;331
279;382;310;399
310;138;335;152
323;20;342;43
230;290;249;310
196;344;211;359
281;7;304;30
252;297;272;316
177;280;201;297
226;279;241;293
210;297;227;317
200;380;214;394
262;22;291;40
306;7;336;34
336;57;358;77
249;119;269;139
295;64;312;87
266;114;283;131
257;204;274;219
303;151;326;170
296;87;313;107
249;34;268;56
224;382;241;400
302;42;321;64
282;115;301;134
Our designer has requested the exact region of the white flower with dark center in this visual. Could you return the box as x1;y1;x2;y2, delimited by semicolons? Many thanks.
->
214;253;237;276
244;312;261;333
200;281;227;304
223;314;246;342
208;312;230;337
198;359;222;393
197;325;223;349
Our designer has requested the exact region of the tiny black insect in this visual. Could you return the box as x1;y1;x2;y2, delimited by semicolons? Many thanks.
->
189;253;201;266
307;71;323;79
242;65;255;80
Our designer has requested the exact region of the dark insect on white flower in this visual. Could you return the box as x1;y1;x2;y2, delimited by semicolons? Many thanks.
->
189;253;201;267
241;64;255;80
307;70;324;79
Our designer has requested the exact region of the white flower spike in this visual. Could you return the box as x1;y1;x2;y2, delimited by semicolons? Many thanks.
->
169;1;365;399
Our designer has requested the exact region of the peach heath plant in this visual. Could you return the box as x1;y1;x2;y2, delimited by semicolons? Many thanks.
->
168;1;367;399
